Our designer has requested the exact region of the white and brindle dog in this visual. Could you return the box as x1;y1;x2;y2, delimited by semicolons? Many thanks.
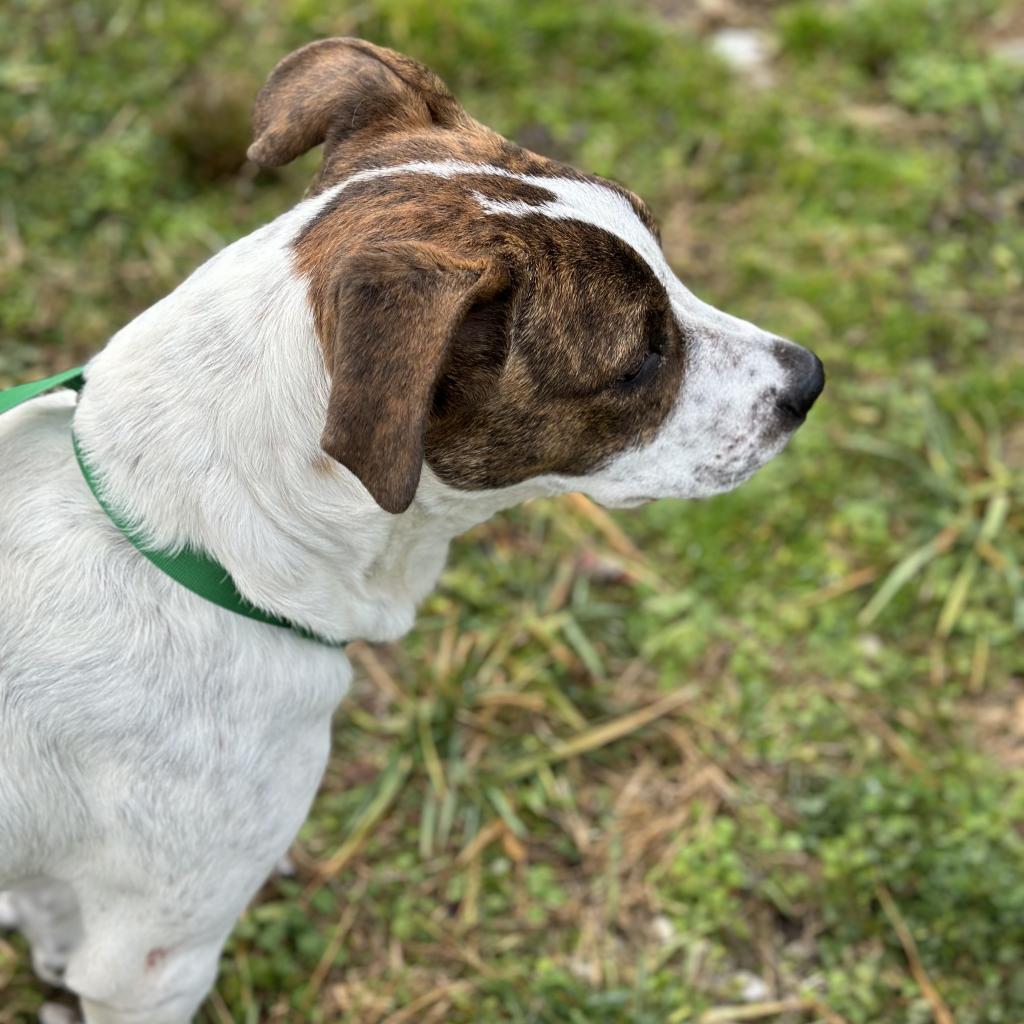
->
0;39;823;1023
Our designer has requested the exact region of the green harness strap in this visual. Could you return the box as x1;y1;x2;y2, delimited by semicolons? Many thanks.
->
0;366;86;413
1;368;343;647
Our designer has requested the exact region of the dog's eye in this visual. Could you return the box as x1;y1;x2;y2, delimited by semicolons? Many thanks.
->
614;349;662;389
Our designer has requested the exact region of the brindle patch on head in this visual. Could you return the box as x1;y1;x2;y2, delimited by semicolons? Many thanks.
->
425;216;685;490
258;37;677;508
293;168;683;500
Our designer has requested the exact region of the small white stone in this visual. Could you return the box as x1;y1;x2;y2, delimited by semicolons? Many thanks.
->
992;38;1024;65
736;970;772;1002
568;956;601;984
858;633;884;658
716;29;770;72
710;29;776;87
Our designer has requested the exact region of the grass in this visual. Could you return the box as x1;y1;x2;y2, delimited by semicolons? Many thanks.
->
1;0;1023;1021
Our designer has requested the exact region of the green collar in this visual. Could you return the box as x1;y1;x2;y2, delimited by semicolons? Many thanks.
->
1;368;344;648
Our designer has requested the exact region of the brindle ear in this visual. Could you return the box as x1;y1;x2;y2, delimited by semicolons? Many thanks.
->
322;241;508;514
247;38;463;170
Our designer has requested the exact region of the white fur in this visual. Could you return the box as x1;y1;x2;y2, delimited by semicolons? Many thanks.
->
0;162;803;1022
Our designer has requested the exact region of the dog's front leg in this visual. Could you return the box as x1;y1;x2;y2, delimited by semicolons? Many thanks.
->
57;827;308;1024
59;761;333;1022
50;681;340;1024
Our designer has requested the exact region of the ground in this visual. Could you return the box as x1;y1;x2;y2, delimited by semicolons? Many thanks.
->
1;1;1022;1021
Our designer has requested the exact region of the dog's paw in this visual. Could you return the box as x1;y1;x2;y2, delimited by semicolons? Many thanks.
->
38;1003;81;1024
0;892;20;929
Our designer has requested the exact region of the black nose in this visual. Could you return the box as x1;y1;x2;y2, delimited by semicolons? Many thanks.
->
774;344;825;422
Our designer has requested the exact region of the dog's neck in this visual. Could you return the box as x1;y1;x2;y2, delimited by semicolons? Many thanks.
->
72;189;548;643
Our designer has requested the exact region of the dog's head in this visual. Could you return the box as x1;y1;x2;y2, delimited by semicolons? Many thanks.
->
249;39;824;514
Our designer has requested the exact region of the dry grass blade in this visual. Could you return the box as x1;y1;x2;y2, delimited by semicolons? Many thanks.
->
459;851;482;929
975;538;1008;573
969;632;990;693
379;981;475;1024
805;996;852;1024
801;566;879;606
561;492;645;560
699;997;814;1023
501;686;698;779
348;641;408;704
475;690;547;712
300;879;368;1010
457;818;506;865
316;755;413;879
556;492;670;591
876;884;956;1024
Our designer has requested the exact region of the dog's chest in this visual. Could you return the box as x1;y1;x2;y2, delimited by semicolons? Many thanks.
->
0;396;351;882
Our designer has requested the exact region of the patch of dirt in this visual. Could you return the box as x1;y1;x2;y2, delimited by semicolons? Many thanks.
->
646;0;786;33
968;677;1024;769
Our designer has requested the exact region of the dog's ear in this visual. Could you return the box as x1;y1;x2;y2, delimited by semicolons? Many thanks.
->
248;38;463;169
322;241;508;514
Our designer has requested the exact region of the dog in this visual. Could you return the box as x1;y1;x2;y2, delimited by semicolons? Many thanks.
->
0;38;823;1023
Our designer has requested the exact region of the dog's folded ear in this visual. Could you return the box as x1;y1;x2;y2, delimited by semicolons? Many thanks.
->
321;241;508;514
248;38;463;171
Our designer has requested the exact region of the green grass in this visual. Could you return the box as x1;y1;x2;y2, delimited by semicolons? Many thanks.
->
2;0;1023;1021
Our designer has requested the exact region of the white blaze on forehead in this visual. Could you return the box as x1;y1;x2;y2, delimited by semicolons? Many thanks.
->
471;178;668;283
